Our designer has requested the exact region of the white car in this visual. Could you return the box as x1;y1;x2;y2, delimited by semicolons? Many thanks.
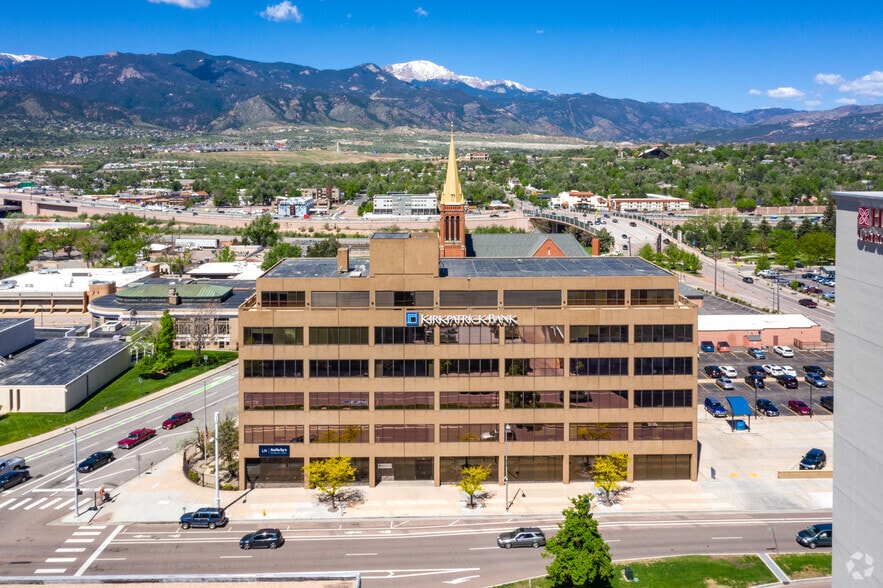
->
719;365;737;378
762;364;784;377
781;365;797;377
773;345;794;358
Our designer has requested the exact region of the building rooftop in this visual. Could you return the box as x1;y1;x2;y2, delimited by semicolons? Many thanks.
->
466;233;588;258
699;314;818;332
0;337;127;386
0;266;154;294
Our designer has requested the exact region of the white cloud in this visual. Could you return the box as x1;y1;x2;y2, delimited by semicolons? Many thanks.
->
260;1;303;22
839;71;883;97
415;7;428;17
804;100;821;107
148;0;210;7
536;29;545;34
836;97;859;105
748;89;762;96
814;73;844;86
760;87;806;100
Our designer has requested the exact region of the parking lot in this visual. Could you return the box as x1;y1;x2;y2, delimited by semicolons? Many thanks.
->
699;345;833;418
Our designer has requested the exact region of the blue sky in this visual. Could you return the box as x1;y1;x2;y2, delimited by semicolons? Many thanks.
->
3;0;883;113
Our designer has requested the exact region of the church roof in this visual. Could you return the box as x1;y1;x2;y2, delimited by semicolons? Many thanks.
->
466;233;589;258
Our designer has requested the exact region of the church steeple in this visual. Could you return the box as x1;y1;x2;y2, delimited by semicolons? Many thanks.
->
438;123;467;258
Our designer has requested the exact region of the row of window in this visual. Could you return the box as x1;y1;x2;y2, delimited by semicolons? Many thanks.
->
242;389;692;410
259;288;676;308
244;324;693;346
242;358;694;379
242;422;693;444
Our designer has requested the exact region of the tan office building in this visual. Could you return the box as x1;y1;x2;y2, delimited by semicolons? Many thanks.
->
237;133;699;488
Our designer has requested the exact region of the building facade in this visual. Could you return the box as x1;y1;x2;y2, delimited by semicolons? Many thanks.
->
831;191;883;586
371;192;438;217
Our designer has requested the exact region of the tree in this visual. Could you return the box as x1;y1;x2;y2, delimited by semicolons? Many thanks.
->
302;456;357;509
75;232;107;268
455;464;491;508
240;215;281;248
307;236;342;257
206;412;239;477
821;196;836;235
0;227;40;278
178;303;219;364
591;451;629;505
216;246;236;262
543;494;615;588
261;242;301;270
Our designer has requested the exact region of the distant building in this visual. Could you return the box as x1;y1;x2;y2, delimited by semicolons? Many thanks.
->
638;147;670;159
276;196;315;218
371;192;438;217
608;194;690;213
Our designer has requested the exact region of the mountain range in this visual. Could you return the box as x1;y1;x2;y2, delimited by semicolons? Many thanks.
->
0;50;881;144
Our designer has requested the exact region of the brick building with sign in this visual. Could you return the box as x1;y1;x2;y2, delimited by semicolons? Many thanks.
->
236;132;699;488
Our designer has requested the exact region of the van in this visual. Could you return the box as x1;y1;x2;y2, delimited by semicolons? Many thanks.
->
179;507;228;529
796;523;832;548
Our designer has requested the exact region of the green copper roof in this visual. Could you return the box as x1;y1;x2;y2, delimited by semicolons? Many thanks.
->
116;283;232;301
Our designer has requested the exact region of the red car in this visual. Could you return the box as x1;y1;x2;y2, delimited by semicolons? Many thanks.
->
118;428;156;449
162;411;193;430
788;399;812;416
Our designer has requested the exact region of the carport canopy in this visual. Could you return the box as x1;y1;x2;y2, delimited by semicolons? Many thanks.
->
725;395;753;416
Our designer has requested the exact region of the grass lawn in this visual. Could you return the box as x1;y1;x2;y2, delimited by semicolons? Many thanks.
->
772;552;832;579
0;350;237;446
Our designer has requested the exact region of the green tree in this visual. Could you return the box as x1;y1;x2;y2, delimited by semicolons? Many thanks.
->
216;246;236;262
307;236;341;257
206;412;239;477
821;197;836;235
240;215;281;248
0;228;40;278
591;451;629;505
303;456;357;509
455;464;491;508
75;232;107;268
543;494;615;588
261;242;301;270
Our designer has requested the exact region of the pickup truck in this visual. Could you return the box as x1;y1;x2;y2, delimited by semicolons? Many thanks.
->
0;456;26;475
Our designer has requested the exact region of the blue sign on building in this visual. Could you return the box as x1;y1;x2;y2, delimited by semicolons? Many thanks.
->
259;445;290;457
405;312;420;326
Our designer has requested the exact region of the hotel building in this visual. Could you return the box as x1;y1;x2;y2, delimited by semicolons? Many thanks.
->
237;133;699;488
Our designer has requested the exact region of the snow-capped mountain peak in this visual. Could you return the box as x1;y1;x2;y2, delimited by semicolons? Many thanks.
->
0;52;47;71
382;60;535;93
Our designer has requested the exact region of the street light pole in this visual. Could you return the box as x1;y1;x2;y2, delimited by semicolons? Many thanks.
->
504;423;510;511
66;426;80;516
214;411;221;509
203;378;209;440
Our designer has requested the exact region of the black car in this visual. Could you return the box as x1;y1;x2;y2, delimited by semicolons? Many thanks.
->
77;451;115;473
747;365;767;377
742;276;754;284
756;398;779;416
745;374;765;389
240;528;284;550
776;374;799;389
0;469;30;491
800;448;827;470
819;395;834;412
704;365;722;378
803;365;827;378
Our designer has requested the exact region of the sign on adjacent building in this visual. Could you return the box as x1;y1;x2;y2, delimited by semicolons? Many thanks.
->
406;311;518;327
259;445;290;457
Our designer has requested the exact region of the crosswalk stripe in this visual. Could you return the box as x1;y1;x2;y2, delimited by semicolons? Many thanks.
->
54;498;74;510
33;569;66;574
40;498;63;509
0;498;16;509
45;558;77;563
55;548;86;553
24;497;49;510
64;538;95;544
8;498;32;510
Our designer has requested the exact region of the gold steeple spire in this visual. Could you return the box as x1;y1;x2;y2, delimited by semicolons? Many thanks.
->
440;123;463;205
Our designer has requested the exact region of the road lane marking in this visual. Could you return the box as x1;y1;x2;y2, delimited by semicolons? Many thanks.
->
0;498;16;509
72;531;102;536
54;498;74;509
469;547;498;551
33;569;66;574
712;536;743;540
55;548;86;553
220;555;252;559
45;558;77;563
65;539;95;544
346;553;378;556
75;524;124;576
24;497;49;510
40;498;63;509
82;525;106;530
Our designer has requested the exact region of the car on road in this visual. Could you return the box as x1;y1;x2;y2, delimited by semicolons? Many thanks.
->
745;374;765;389
716;341;731;352
798;298;818;308
762;364;784;377
780;365;797;377
746;347;766;359
162;411;194;430
747;365;766;377
497;527;546;549
742;276;754;284
704;365;723;378
700;341;715;353
773;345;794;357
756;398;779;416
804;373;828;388
788;399;812;415
621;233;628;239
796;523;832;549
77;451;115;473
117;427;156;449
800;448;827;470
776;374;799;389
0;456;26;476
715;377;735;390
803;365;827;377
719;365;737;378
180;507;228;529
0;469;30;491
704;397;728;417
629;221;637;227
240;528;284;550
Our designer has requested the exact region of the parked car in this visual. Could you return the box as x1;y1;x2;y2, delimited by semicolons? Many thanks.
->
802;272;817;279
497;527;546;549
180;507;228;529
162;411;194;430
747;365;767;377
700;341;715;353
77;451;115;473
704;365;723;378
756;398;779;416
798;298;818;308
780;365;797;377
0;456;26;476
800;448;827;470
716;341;731;352
823;291;835;300
788;399;812;415
704;397;728;417
804;373;828;388
796;523;832;549
746;347;766;359
0;469;30;491
742;276;754;284
803;365;827;377
117;428;156;449
819;395;834;412
777;374;799;389
773;345;794;357
803;286;823;294
239;528;284;550
762;364;784;377
719;365;737;378
716;377;735;391
745;374;765;389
